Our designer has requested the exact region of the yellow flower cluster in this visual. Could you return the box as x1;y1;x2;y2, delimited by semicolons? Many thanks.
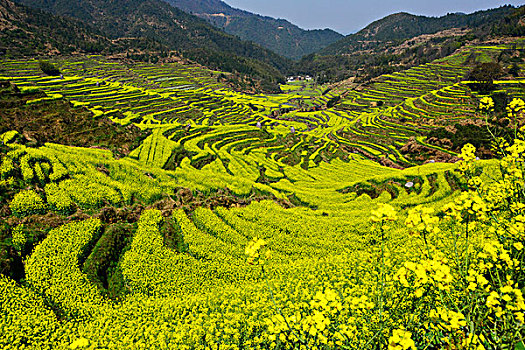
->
478;242;518;269
485;284;525;322
462;238;524;335
9;189;47;217
458;143;477;173
47;154;69;182
45;182;76;214
20;154;36;182
405;205;440;236
490;136;510;157
194;206;248;251
264;287;360;349
60;175;122;209
370;203;398;230
10;224;26;254
121;209;198;296
0;144;67;188
460;143;477;162
478;96;494;113
0;274;61;349
388;329;416;350
507;97;524;119
395;257;454;295
428;307;466;331
348;294;374;312
0;130;20;144
0;149;18;178
462;333;486;350
69;337;90;349
245;237;268;265
25;218;105;319
443;191;489;223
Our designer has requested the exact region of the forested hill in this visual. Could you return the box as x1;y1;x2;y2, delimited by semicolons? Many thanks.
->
0;0;127;56
164;0;343;59
295;5;520;84
491;5;525;36
321;6;515;55
12;0;292;90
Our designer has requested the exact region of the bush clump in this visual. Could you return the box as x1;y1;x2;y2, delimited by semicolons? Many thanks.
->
38;61;60;76
9;190;47;217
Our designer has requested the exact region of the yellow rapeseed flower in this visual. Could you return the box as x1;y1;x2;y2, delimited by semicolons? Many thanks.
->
370;203;398;223
388;329;416;350
479;96;494;112
507;98;524;118
405;205;440;235
69;338;90;349
245;237;267;264
463;333;486;350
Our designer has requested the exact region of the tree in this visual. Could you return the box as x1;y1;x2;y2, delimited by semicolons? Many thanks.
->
38;60;60;76
466;62;503;92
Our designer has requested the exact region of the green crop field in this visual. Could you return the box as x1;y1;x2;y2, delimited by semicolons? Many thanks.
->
0;42;525;349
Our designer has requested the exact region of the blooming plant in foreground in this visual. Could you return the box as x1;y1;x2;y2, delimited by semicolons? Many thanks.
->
251;98;525;349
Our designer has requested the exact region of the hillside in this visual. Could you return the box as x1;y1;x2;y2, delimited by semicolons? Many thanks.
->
164;0;343;59
0;81;150;156
13;0;293;91
297;5;518;83
321;6;515;55
0;0;128;56
491;5;525;36
0;40;524;348
1;0;525;348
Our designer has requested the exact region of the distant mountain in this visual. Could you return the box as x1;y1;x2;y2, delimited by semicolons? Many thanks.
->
164;0;236;15
14;0;292;90
297;5;517;83
164;0;343;59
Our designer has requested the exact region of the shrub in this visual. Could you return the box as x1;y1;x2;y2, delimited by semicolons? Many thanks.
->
466;62;503;92
9;190;46;217
38;60;60;76
11;224;26;254
44;183;75;215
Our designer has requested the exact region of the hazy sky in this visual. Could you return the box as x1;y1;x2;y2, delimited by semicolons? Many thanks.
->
224;0;525;34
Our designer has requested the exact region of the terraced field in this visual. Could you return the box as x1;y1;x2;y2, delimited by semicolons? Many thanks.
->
2;46;523;171
0;42;524;349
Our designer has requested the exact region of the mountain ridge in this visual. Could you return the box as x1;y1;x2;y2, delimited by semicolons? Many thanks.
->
163;0;343;59
295;5;519;84
321;6;516;55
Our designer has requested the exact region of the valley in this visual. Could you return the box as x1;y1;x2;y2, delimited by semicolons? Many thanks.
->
0;2;525;349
